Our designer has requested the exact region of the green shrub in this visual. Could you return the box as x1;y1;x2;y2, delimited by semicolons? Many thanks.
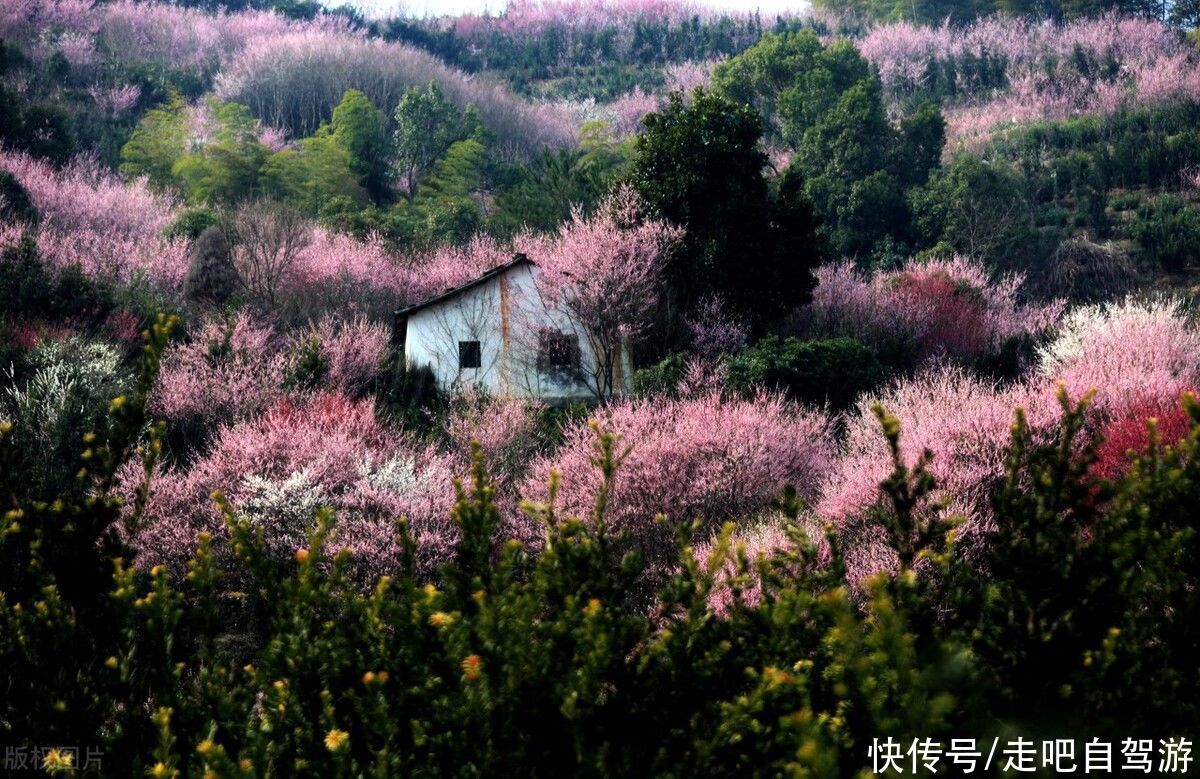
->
0;169;38;226
164;206;220;240
1131;194;1200;272
631;351;688;398
725;335;884;409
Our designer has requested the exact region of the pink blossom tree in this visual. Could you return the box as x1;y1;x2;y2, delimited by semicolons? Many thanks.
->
523;185;683;400
816;367;1061;585
523;389;835;565
804;256;1063;366
124;392;458;581
151;312;287;429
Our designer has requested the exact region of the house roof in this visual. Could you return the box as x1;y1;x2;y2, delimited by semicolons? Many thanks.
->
394;253;533;319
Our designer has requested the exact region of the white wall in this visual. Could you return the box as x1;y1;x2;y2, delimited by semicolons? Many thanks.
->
403;263;631;402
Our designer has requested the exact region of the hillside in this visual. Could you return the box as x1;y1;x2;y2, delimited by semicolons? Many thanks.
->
2;0;1200;774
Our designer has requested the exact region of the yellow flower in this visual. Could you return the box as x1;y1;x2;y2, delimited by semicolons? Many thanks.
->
295;548;310;563
148;762;175;778
582;598;601;618
428;611;453;628
197;739;214;756
324;729;350;753
461;654;483;682
42;749;74;773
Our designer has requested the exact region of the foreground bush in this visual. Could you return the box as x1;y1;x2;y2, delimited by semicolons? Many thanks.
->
0;320;1197;776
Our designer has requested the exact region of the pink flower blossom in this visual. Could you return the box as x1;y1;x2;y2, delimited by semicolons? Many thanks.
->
294;315;392;397
152;312;286;428
126;392;458;581
524;390;835;562
860;15;1200;148
0;149;187;291
444;390;545;482
818;367;1060;584
87;83;141;115
804;257;1063;365
1037;298;1200;419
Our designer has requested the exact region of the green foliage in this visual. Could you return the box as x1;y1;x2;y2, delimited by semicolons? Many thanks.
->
715;30;942;259
631;351;689;397
119;96;190;189
0;44;77;165
389;137;488;246
629;89;823;335
725;335;885;410
0;170;39;227
0;233;115;326
1;338;132;501
1130;194;1200;273
163;207;219;241
910;152;1034;269
392;82;482;201
331;89;392;201
172;101;268;205
376;356;441;433
491;125;632;236
261;131;368;217
183;226;242;308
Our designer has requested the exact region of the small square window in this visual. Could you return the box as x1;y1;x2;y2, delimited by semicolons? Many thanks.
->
459;340;482;369
538;331;579;371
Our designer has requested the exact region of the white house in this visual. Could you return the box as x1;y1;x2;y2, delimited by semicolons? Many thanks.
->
395;255;633;403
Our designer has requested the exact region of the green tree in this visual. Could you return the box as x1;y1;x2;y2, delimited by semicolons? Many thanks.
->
120;96;190;190
390;137;488;246
629;89;823;336
261;132;367;217
392;82;480;201
793;79;903;256
910;152;1033;267
491;124;632;236
171;100;267;204
331;89;391;202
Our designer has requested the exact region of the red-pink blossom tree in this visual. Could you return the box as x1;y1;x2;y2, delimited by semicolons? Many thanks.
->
804;257;1063;366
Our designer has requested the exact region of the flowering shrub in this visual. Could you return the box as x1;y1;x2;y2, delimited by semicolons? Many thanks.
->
443;390;545;483
0;150;188;291
804;257;1063;366
818;367;1058;582
524;390;835;561
313;316;391;396
1091;392;1195;482
1;336;130;497
151;312;286;429
2;324;1199;775
1038;298;1200;418
526;186;683;399
128;392;457;580
685;295;748;358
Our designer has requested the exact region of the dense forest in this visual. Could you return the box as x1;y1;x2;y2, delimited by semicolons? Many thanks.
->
2;0;1199;774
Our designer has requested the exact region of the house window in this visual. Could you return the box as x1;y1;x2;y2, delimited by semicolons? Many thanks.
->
459;340;482;370
538;331;580;371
